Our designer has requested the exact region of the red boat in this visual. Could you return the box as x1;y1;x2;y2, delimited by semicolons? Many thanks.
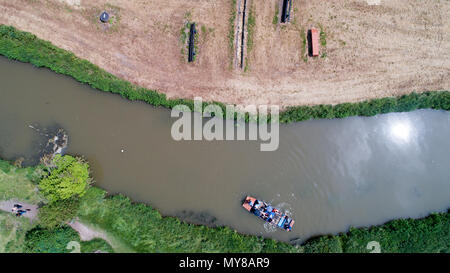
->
242;196;295;231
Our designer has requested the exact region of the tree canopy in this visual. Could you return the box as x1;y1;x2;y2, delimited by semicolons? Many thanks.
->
39;155;91;203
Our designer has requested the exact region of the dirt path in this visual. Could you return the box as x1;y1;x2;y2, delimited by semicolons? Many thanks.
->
68;220;108;241
0;0;448;107
68;220;134;253
0;200;38;220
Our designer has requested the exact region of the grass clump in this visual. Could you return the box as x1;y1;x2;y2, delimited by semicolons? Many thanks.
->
280;91;450;123
244;4;256;72
273;3;279;26
228;0;237;68
246;5;256;54
37;199;79;229
300;28;307;62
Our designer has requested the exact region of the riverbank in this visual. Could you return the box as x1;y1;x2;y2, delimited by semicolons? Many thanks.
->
0;0;448;107
0;157;448;253
0;25;448;123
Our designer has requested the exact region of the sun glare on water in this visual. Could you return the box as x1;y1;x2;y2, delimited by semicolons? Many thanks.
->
390;122;412;142
387;116;418;144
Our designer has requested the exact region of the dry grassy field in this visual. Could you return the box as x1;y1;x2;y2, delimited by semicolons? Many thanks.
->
0;0;448;107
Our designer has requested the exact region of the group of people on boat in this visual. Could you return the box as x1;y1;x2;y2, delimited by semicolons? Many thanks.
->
11;204;30;217
252;200;278;223
243;197;294;231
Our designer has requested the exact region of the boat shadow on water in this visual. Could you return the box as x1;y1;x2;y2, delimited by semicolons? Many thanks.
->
176;210;219;227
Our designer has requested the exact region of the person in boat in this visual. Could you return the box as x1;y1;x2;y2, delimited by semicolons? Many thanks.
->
283;216;292;231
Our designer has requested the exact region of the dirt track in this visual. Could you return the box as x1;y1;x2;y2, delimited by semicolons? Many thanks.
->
0;0;448;107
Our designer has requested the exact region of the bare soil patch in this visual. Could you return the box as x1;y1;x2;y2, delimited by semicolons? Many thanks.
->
0;0;448;107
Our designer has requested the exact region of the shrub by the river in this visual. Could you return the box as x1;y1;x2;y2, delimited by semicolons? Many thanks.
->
23;226;113;253
0;25;448;124
301;212;449;253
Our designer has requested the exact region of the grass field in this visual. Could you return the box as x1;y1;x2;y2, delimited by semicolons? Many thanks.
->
0;211;33;252
0;160;43;203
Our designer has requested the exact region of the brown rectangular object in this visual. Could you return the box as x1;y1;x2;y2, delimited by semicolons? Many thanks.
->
311;28;319;57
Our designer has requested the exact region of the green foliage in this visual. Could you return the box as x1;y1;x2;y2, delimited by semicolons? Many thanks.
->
38;198;79;229
272;3;279;26
280;91;450;123
228;0;237;68
39;155;91;203
319;29;327;47
23;226;113;253
179;23;188;56
339;213;450;253
0;25;448;124
180;20;199;62
301;212;450;253
300;28;307;62
0;211;34;252
246;5;256;53
244;4;256;72
301;236;344;253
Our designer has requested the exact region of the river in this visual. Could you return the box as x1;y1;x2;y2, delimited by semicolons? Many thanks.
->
0;57;449;242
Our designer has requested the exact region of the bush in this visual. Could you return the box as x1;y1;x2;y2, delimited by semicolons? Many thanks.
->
24;226;113;253
38;199;79;229
39;155;91;203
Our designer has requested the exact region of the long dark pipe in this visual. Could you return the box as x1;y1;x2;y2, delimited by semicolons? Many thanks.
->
188;23;196;62
281;0;289;23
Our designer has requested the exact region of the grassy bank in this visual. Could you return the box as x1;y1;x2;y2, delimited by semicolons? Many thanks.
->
0;158;449;253
0;25;448;123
